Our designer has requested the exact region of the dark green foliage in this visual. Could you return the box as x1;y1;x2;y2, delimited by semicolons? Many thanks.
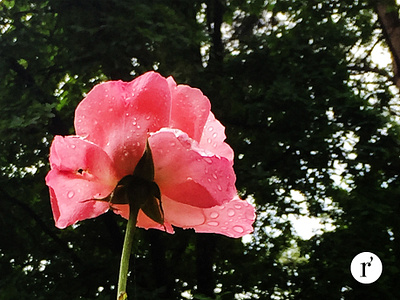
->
1;0;400;299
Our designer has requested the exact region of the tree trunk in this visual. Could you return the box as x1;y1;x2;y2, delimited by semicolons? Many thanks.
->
207;0;225;69
376;1;400;88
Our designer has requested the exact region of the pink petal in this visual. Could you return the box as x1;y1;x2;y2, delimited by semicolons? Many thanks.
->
191;197;255;238
45;136;119;228
74;71;171;177
167;76;211;142
199;112;234;162
149;129;237;208
159;196;255;238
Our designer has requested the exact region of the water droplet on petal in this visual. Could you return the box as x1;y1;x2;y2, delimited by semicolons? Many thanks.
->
217;185;222;191
207;221;219;226
109;108;113;112
234;204;242;209
70;144;76;149
208;126;214;132
227;209;235;217
146;115;151;120
207;138;212;144
67;191;75;199
212;132;218;138
210;212;219;219
132;121;137;126
212;173;218;180
233;226;244;233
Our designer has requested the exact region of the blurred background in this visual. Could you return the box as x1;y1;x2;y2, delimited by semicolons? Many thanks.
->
1;0;400;299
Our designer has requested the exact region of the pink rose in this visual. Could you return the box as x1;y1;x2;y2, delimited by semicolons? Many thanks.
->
45;71;255;238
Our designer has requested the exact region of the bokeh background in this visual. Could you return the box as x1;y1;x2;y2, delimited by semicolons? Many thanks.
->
1;0;400;299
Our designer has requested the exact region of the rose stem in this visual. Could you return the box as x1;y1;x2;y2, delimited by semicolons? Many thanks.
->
117;204;140;300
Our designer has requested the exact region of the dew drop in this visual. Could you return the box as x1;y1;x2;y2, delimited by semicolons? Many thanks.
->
137;125;141;129
212;173;218;180
70;144;76;149
210;212;219;219
109;108;113;112
126;112;130;117
146;115;151;120
208;126;214;132
67;191;75;199
234;204;242;210
207;221;219;226
212;132;218;138
233;226;244;233
132;121;137;126
93;193;102;199
207;138;212;144
227;209;235;217
170;141;176;147
217;185;222;191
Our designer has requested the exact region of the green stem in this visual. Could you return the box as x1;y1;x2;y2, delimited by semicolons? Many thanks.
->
117;204;140;300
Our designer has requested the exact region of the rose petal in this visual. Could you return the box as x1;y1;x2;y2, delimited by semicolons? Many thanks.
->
199;112;234;162
149;129;237;208
45;136;119;228
167;76;211;142
148;196;255;238
74;71;171;177
191;197;255;238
